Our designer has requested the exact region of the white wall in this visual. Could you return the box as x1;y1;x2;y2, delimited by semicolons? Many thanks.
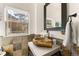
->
35;3;44;34
2;3;79;34
68;3;79;22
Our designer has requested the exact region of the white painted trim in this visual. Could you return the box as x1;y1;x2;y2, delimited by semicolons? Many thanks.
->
5;33;29;37
34;4;37;34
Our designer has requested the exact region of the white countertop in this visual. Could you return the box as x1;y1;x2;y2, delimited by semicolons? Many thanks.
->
28;42;60;56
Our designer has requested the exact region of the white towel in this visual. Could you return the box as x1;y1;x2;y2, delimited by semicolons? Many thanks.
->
63;18;79;55
63;19;79;46
63;19;72;50
72;21;77;45
74;21;79;47
71;21;78;55
71;21;79;47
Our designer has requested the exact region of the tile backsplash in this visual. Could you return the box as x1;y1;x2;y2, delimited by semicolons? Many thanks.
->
2;35;28;56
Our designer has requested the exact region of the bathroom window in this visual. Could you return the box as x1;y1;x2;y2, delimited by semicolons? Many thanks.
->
8;9;29;22
4;7;30;36
8;21;28;33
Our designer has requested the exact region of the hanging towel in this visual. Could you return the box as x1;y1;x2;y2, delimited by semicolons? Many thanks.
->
71;21;77;45
74;21;79;47
71;21;78;55
63;18;73;50
63;17;78;55
71;20;79;47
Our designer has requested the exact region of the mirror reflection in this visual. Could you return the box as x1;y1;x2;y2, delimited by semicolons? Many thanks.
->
46;3;61;28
